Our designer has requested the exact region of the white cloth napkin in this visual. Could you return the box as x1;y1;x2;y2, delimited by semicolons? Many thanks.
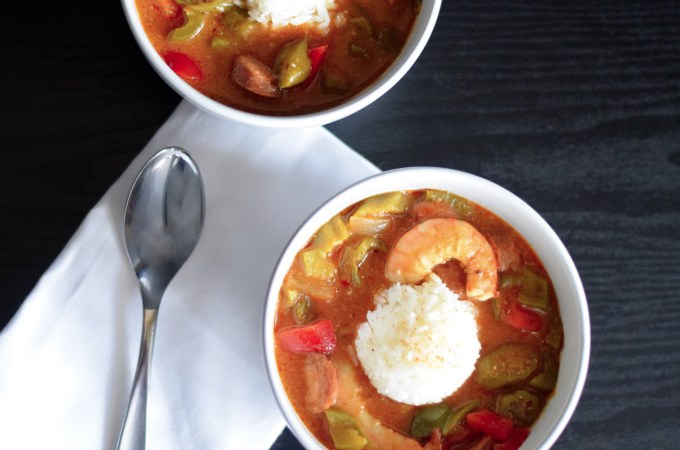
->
0;101;379;450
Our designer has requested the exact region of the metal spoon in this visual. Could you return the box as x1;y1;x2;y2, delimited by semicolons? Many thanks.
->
117;147;205;450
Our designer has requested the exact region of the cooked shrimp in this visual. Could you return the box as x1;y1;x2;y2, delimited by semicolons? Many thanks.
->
334;360;423;450
385;218;498;300
305;354;338;414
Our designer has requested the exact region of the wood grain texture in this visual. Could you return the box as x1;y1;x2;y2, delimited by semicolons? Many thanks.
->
2;0;679;449
326;2;680;449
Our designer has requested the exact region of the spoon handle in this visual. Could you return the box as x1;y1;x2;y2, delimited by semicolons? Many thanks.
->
117;308;159;450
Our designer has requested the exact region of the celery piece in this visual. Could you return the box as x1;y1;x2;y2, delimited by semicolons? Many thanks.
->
325;409;368;450
518;269;549;310
352;191;407;218
276;38;311;89
168;9;206;42
312;215;351;255
424;190;473;217
442;399;481;435
410;403;449;439
300;248;336;280
234;18;255;37
222;6;255;37
210;36;231;50
285;273;336;301
475;343;540;390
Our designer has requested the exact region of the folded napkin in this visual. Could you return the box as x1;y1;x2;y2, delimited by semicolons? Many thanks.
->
0;101;379;449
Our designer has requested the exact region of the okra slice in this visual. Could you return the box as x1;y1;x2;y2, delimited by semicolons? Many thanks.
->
475;343;540;390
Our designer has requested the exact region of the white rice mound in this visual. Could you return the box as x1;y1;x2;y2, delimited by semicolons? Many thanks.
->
235;0;336;28
355;274;481;406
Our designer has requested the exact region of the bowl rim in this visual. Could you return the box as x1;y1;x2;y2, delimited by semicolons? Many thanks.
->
120;0;442;128
263;167;590;450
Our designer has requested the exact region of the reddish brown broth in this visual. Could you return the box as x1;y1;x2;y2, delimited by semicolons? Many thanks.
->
135;0;418;115
274;190;563;449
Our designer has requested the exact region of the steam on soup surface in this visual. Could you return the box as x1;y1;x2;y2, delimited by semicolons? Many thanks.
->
135;0;419;115
274;190;563;450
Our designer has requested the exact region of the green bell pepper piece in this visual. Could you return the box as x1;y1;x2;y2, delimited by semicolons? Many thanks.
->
518;269;550;310
423;189;473;217
442;399;481;435
346;237;387;287
168;9;206;42
276;38;312;89
409;403;449;440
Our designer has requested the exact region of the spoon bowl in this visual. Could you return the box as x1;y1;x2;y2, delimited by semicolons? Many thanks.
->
117;147;205;449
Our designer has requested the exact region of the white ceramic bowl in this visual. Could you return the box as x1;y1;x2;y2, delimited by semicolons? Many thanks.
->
120;0;442;128
263;167;590;449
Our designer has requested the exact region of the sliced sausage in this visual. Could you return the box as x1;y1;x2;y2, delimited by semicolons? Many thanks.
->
232;55;281;98
489;232;521;272
304;353;338;414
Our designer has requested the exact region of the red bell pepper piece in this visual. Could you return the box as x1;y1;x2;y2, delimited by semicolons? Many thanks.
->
302;44;328;89
504;303;543;332
163;51;203;82
277;319;337;354
466;409;515;442
494;427;530;450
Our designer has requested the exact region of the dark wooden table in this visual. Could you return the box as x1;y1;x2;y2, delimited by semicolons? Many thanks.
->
3;1;679;448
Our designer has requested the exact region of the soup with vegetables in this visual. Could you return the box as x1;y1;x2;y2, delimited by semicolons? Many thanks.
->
135;0;419;115
274;190;563;450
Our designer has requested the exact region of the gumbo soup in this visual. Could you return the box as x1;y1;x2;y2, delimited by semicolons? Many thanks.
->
274;190;564;450
135;0;419;115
